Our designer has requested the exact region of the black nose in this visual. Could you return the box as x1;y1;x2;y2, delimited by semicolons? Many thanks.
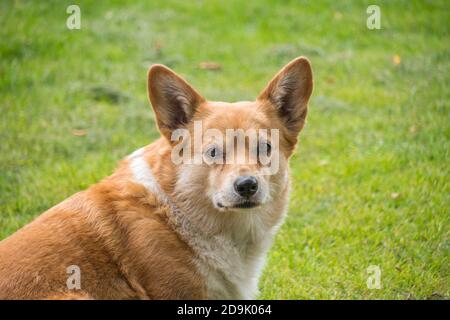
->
234;176;258;198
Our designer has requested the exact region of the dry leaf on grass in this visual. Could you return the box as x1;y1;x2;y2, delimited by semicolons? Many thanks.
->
392;54;401;65
390;192;400;200
72;129;87;137
199;62;221;70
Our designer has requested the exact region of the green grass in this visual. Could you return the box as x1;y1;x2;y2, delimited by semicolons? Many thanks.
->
0;0;448;299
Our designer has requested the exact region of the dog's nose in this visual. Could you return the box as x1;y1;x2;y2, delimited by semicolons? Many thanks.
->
234;176;258;198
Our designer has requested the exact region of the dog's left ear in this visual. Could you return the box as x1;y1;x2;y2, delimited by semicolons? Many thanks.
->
148;64;205;140
258;57;313;134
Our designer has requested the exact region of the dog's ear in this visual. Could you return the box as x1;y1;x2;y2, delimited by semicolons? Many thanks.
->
258;57;313;135
148;64;205;139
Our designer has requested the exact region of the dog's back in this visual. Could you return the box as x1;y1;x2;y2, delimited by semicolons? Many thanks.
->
0;173;205;299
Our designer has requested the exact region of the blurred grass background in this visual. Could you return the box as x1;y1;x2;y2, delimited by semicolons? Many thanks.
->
0;0;448;299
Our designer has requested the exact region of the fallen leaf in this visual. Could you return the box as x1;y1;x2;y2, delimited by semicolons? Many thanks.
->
409;125;418;133
391;192;400;200
199;62;221;70
72;129;87;137
392;54;401;65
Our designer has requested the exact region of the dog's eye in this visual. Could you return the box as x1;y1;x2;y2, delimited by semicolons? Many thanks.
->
204;145;222;163
257;142;272;157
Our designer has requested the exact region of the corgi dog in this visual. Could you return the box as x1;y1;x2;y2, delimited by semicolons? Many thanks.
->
0;57;313;299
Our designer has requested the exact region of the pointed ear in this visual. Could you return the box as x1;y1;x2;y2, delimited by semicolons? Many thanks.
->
258;57;313;135
147;64;205;139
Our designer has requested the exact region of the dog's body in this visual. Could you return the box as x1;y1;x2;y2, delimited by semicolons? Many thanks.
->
0;57;313;299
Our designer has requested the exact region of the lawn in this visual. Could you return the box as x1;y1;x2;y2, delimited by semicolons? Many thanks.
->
0;0;448;299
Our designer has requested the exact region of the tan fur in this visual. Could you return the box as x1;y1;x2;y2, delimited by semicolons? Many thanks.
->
0;57;313;299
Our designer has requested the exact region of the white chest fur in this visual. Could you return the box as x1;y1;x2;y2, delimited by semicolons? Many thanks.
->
185;208;284;300
197;231;275;299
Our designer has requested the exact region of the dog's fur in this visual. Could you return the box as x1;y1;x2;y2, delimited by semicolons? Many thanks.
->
0;57;313;299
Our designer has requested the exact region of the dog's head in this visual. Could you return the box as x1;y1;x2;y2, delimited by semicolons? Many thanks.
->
147;57;313;214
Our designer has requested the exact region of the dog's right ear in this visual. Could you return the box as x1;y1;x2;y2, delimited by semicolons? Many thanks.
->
258;57;313;136
147;65;205;140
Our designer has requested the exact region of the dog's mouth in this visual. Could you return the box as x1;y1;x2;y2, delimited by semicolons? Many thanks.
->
217;201;259;210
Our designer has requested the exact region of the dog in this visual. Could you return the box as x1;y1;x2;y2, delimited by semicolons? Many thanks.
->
0;57;313;299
